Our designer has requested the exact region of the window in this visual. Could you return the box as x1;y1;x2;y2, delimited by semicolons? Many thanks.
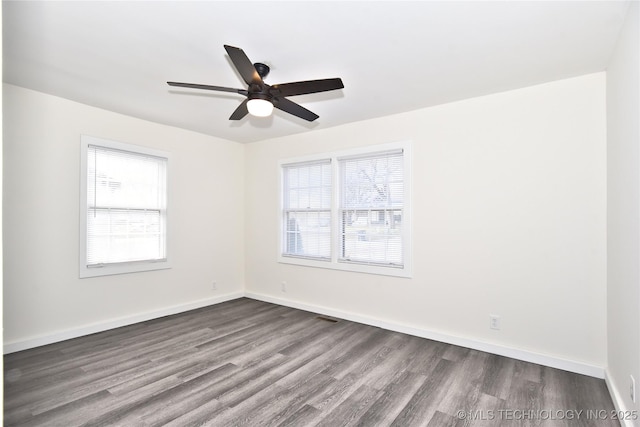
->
80;136;170;278
338;150;404;267
282;160;332;260
279;142;411;277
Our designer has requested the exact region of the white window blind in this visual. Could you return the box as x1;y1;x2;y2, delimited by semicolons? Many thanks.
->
86;144;168;267
338;149;404;267
282;159;332;260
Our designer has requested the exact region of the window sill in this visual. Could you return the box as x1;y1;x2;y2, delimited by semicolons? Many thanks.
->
79;260;171;278
278;255;411;278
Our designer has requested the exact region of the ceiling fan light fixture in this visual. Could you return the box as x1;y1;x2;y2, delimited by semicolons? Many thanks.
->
247;98;274;117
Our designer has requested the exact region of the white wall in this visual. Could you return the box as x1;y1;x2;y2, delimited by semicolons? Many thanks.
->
3;84;245;350
3;72;609;378
606;1;640;421
245;73;607;374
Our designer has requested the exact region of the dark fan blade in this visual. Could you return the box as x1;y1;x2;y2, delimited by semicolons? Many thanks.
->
274;97;319;122
167;81;248;95
224;45;262;86
229;99;249;120
270;78;344;97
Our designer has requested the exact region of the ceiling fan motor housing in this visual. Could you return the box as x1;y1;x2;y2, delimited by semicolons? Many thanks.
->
253;62;270;78
248;91;272;102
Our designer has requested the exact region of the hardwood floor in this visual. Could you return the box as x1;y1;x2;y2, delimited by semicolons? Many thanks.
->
4;298;620;426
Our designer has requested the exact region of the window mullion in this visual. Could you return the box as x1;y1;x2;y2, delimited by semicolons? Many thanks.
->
332;155;341;264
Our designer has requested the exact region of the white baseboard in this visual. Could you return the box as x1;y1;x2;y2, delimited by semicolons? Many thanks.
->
3;292;244;354
245;291;605;379
605;371;638;427
4;290;606;381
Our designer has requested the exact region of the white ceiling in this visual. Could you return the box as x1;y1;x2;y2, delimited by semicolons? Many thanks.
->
3;1;631;143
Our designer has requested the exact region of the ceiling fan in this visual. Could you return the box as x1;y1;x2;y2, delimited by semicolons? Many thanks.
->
167;45;344;122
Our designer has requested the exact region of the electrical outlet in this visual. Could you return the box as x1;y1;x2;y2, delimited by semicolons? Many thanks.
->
281;281;287;292
489;314;501;330
212;281;217;291
631;375;636;403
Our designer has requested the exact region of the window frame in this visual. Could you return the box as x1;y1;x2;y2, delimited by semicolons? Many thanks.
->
79;135;171;278
281;159;333;262
278;141;412;278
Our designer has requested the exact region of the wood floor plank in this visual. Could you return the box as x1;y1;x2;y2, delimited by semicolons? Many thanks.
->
480;353;516;401
257;373;337;427
353;369;427;426
160;398;228;427
498;378;544;427
390;358;457;426
275;403;321;427
83;361;242;427
436;349;490;418
3;298;620;427
16;390;113;427
426;410;460;427
314;384;383;427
